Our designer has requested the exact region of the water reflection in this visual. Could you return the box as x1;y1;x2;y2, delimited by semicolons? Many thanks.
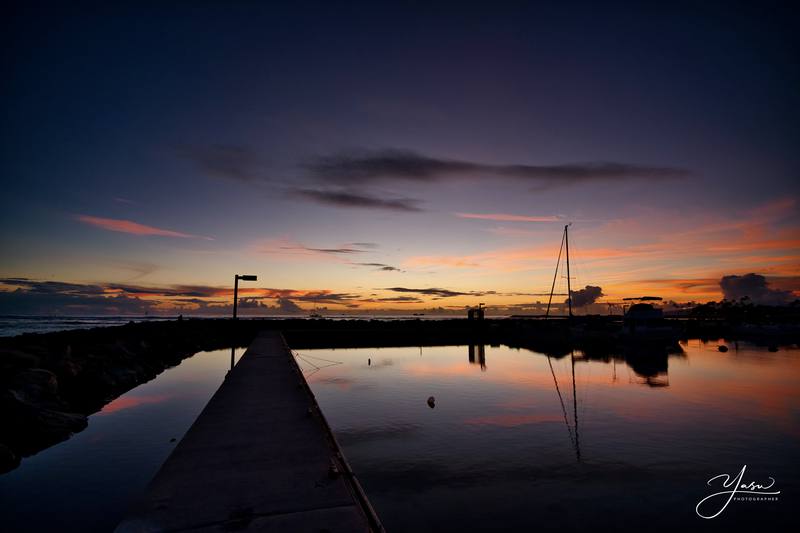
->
547;352;581;462
468;344;486;370
297;342;798;532
0;347;244;532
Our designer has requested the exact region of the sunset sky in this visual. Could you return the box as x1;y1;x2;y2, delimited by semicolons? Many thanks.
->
1;2;798;315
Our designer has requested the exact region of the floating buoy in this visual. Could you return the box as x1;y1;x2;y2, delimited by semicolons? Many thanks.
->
368;358;371;366
427;396;435;408
718;345;728;352
768;345;778;352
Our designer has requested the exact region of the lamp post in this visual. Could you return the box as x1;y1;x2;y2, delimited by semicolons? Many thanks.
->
229;274;257;373
233;274;257;319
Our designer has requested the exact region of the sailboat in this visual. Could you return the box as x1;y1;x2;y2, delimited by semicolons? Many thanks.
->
541;224;679;345
545;223;575;319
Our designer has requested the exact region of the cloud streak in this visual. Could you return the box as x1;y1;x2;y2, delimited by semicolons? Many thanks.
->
292;188;423;212
455;213;562;222
76;215;212;240
0;278;374;314
383;287;497;299
355;262;402;272
264;240;377;257
306;149;689;188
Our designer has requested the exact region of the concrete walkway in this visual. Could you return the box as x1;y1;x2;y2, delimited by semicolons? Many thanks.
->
117;331;383;532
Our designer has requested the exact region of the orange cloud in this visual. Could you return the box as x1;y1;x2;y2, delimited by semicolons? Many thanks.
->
402;197;800;302
405;244;632;272
76;215;212;240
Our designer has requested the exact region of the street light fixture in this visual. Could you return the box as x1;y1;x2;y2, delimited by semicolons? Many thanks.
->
233;274;257;319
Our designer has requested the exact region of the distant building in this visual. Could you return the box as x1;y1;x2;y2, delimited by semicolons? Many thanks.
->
467;304;485;320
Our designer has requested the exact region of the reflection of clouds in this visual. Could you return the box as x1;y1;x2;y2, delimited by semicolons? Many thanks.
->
317;376;355;389
98;394;170;415
312;375;373;392
336;422;421;446
464;413;564;427
367;358;394;369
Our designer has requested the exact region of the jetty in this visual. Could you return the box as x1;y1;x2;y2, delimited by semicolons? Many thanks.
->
116;331;383;532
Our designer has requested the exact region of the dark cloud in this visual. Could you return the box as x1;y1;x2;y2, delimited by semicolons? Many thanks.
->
105;283;221;298
0;278;375;315
176;144;261;182
276;243;377;255
288;246;366;255
0;287;156;315
291;291;363;306
276;297;303;314
720;273;795;305
567;285;604;307
383;287;495;298
356;263;402;272
306;149;689;188
292;188;423;212
361;296;423;303
0;278;106;295
0;278;230;303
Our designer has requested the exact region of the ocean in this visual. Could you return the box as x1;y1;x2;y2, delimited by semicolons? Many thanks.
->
0;314;467;337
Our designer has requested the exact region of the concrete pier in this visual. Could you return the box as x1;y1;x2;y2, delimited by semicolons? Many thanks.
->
117;331;382;532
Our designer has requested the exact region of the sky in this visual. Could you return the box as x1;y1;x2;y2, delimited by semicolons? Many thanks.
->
1;1;798;315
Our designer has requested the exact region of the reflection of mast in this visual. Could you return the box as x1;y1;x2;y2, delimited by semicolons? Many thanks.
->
571;350;580;462
547;355;575;452
547;354;580;461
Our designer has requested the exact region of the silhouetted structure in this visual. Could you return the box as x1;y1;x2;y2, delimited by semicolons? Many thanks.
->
232;274;257;319
624;303;664;332
467;303;485;320
546;224;573;318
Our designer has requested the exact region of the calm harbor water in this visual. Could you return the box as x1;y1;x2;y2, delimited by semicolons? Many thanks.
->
0;347;243;533
297;342;799;532
0;341;797;531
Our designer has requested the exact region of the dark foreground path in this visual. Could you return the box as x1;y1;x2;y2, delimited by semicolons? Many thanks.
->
116;331;382;532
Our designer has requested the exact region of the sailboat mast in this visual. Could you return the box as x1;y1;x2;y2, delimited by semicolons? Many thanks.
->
565;224;573;318
545;227;566;318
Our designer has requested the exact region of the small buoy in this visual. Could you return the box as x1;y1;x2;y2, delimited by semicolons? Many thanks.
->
427;396;435;408
718;345;728;352
768;345;778;352
368;358;371;366
169;438;176;442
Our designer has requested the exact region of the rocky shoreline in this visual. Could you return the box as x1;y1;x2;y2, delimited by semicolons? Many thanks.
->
2;316;797;473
